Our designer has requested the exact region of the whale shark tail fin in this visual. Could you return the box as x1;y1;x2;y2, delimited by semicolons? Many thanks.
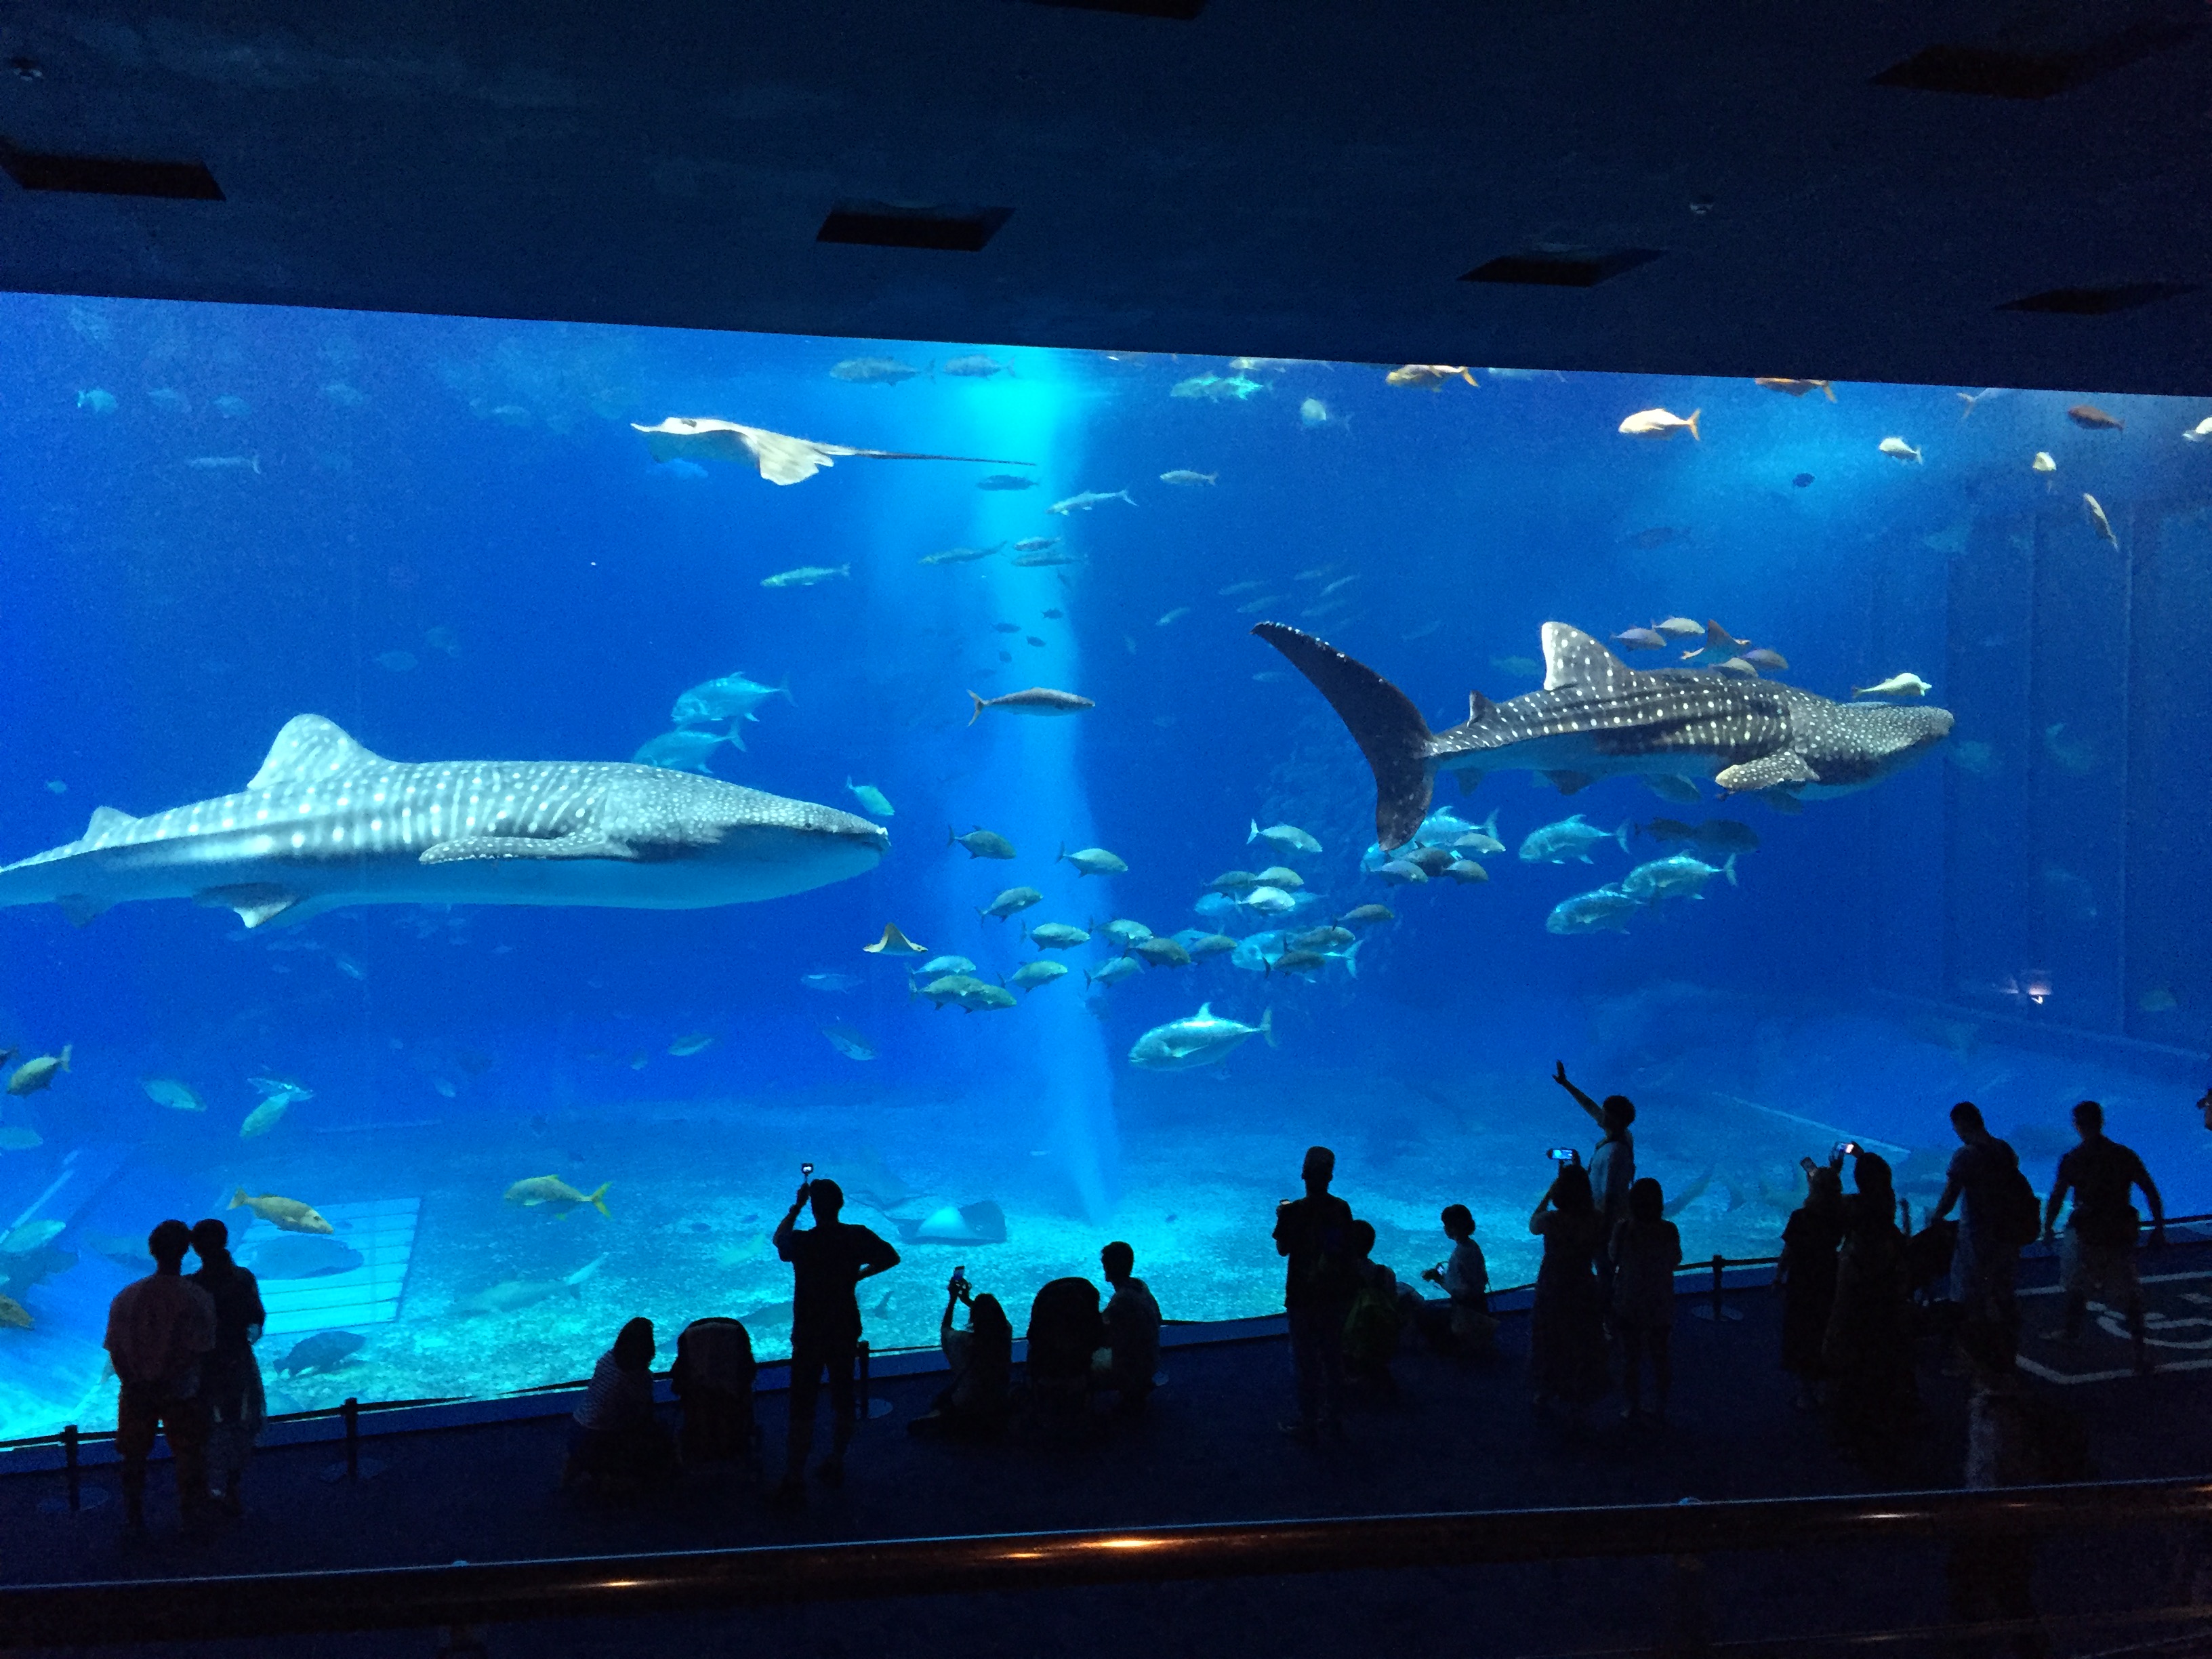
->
1253;623;1433;850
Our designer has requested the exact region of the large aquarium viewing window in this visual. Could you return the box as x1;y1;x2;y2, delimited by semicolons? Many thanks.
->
1;295;2206;1437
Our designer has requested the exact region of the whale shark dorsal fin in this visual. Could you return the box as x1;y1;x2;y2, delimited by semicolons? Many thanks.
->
83;806;137;843
1540;623;1633;693
248;716;388;791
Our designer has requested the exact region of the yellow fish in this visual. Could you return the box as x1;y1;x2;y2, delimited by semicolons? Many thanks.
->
230;1189;334;1235
1619;408;1700;441
1877;436;1922;463
2030;451;2056;473
503;1176;610;1218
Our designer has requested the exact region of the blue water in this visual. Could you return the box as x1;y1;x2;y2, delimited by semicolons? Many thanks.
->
1;298;2206;1435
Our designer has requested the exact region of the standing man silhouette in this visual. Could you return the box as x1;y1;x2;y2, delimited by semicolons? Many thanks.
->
771;1174;899;1507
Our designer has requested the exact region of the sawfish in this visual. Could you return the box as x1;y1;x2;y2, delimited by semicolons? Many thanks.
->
1256;621;1952;849
0;715;889;928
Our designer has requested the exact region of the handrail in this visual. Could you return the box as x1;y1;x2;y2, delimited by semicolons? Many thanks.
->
3;1475;2209;1647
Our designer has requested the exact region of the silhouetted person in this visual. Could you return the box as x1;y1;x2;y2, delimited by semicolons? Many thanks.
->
772;1175;899;1504
1554;1063;1635;1308
1931;1102;2028;1351
1027;1276;1106;1435
188;1218;265;1515
1611;1177;1681;1422
1273;1145;1359;1444
2044;1100;2165;1375
103;1218;215;1531
1418;1204;1493;1356
1528;1159;1610;1414
567;1316;674;1490
670;1316;756;1467
909;1273;1012;1437
1341;1218;1404;1393
1824;1151;1916;1468
1097;1242;1162;1415
1778;1160;1847;1409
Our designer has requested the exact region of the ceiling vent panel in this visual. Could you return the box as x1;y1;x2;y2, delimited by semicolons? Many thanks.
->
817;201;1012;252
1462;248;1662;289
2000;283;2196;315
1872;10;2198;98
0;140;222;199
1025;0;1206;16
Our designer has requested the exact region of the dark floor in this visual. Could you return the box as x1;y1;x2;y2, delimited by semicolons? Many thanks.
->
6;1244;2211;1658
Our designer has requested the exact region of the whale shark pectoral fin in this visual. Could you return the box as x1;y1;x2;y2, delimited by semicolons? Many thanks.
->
1454;769;1485;796
1643;774;1703;804
194;883;312;928
1715;752;1818;795
55;894;111;926
1544;770;1595;795
247;715;389;790
419;831;641;865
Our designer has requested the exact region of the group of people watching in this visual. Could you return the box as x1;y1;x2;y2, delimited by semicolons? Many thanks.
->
1778;1094;2167;1469
565;1173;1165;1508
100;1216;267;1530
102;1081;2198;1530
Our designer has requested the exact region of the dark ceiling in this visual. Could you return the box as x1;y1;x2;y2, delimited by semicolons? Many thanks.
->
3;0;2210;392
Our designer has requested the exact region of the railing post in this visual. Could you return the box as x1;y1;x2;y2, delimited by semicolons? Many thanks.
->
344;1396;361;1479
1692;1254;1742;1323
856;1340;892;1418
63;1424;80;1513
1667;1548;1711;1657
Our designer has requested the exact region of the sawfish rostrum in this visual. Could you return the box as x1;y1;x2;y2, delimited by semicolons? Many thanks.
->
1255;622;1951;849
0;716;889;928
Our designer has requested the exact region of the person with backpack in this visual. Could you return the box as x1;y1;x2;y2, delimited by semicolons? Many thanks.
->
2043;1099;2164;1376
1340;1219;1404;1396
1273;1145;1359;1446
1930;1101;2036;1357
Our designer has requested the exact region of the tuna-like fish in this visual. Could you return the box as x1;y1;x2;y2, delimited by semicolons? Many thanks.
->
1128;1004;1275;1070
968;687;1095;724
1249;821;1322;856
1621;853;1738;902
231;1189;334;1235
671;672;790;729
1519;815;1629;864
1546;887;1641;935
504;1176;611;1217
1046;489;1135;515
0;716;887;927
1256;623;1951;848
454;1256;605;1317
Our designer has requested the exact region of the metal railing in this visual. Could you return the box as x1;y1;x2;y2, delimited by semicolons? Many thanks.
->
3;1475;2211;1647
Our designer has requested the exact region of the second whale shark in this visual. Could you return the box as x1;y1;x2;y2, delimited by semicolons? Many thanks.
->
1256;621;1952;849
0;715;889;928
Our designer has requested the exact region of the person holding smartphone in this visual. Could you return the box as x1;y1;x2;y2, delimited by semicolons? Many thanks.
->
771;1166;900;1507
1528;1151;1610;1416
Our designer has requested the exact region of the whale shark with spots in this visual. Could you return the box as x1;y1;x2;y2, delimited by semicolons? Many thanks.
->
1254;621;1952;850
0;715;889;928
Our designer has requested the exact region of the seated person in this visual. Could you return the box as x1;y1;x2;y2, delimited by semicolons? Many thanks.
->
1418;1204;1495;1355
668;1315;756;1466
566;1317;676;1488
1027;1277;1106;1427
1092;1242;1162;1415
1341;1219;1404;1389
909;1272;1013;1437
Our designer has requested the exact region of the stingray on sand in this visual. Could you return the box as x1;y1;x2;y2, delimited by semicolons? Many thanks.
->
632;417;1033;486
